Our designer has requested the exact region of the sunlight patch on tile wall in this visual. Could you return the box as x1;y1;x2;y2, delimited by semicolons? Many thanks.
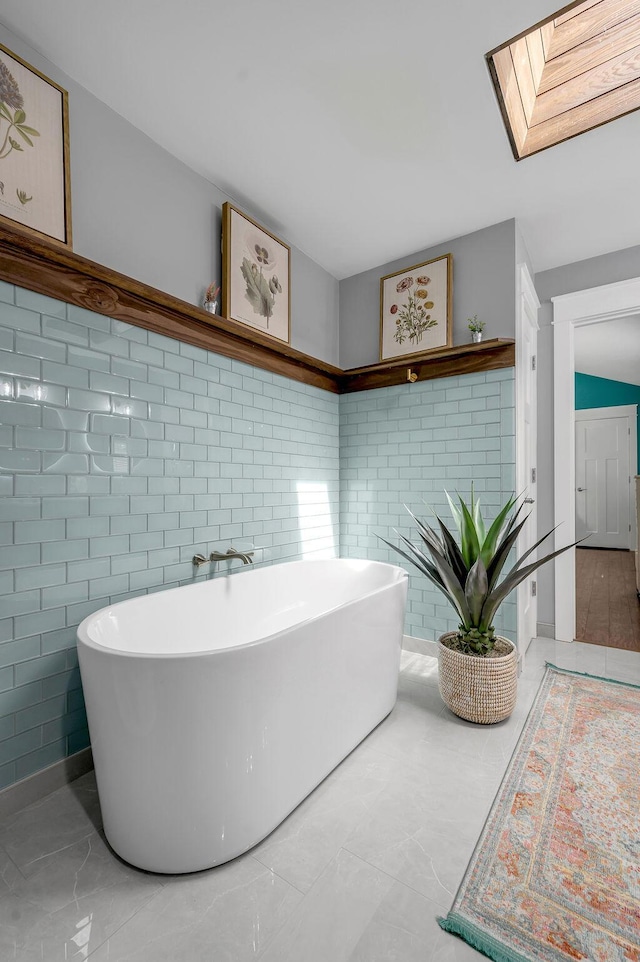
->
296;481;337;560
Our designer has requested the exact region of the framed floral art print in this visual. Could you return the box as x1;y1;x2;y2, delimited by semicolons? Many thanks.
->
222;202;290;343
380;253;452;361
0;44;72;247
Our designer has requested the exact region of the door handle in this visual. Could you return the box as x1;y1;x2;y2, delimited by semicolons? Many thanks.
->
524;497;535;504
577;487;586;492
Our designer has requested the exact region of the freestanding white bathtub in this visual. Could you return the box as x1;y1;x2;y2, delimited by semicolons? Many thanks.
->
77;558;408;873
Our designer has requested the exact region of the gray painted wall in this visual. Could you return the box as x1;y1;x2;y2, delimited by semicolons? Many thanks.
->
534;244;640;630
339;220;516;369
0;24;340;365
515;224;534;280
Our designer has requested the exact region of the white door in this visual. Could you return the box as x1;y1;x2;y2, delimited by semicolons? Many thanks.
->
575;405;636;549
516;265;539;661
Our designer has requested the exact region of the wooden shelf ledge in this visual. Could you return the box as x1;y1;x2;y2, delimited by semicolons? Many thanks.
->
0;221;514;395
339;339;515;392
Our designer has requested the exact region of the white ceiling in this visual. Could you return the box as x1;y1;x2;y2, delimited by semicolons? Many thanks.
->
575;315;640;386
1;0;640;280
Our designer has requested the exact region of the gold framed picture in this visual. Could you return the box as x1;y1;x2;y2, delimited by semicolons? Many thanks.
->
0;43;72;247
380;253;452;361
221;202;290;343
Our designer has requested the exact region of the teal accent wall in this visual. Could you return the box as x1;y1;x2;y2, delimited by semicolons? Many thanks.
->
575;372;640;472
340;370;517;644
0;283;339;791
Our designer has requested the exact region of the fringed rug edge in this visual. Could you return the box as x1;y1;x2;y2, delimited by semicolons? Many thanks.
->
545;662;640;690
437;914;531;962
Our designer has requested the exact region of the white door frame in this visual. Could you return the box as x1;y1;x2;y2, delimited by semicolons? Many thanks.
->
552;275;640;642
516;263;540;659
575;404;637;549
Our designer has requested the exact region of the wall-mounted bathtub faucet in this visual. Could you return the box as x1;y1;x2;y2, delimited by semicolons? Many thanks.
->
192;554;210;567
210;547;254;565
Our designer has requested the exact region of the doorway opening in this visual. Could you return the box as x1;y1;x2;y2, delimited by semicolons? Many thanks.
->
552;277;640;644
574;404;639;651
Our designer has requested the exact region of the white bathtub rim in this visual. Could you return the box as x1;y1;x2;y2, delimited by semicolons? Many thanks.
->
77;559;408;660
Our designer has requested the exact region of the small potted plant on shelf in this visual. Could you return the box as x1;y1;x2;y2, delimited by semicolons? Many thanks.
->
204;282;221;315
382;489;575;724
468;315;485;343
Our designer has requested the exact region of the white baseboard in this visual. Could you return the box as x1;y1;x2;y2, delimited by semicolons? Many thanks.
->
0;747;93;820
402;634;438;656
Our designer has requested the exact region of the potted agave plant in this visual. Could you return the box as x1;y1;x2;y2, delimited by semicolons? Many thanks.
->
382;490;574;724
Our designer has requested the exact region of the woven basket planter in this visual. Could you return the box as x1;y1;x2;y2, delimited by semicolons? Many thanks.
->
438;633;517;724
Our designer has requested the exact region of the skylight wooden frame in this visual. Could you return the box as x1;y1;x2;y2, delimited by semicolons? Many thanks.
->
486;0;640;160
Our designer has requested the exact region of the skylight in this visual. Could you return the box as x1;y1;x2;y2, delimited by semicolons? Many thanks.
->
486;0;640;159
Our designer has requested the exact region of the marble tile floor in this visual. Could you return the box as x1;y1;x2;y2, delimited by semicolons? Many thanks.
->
1;638;638;961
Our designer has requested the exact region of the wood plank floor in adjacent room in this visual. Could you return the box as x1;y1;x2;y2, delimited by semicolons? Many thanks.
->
576;548;640;651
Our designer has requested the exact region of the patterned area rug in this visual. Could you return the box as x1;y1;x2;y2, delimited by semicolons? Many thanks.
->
439;665;640;962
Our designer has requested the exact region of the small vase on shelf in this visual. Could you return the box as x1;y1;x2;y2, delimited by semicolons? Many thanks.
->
467;315;485;344
203;282;221;316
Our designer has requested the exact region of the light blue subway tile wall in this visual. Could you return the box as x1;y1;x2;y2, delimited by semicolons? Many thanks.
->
0;285;339;790
339;370;516;644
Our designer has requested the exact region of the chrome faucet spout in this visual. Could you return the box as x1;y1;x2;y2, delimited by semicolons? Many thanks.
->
210;547;254;565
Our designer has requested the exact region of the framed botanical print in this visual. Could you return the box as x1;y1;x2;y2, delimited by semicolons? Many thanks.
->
380;253;452;361
0;43;72;247
222;202;290;343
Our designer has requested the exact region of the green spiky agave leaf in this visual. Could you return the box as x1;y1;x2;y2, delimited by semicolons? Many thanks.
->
486;514;530;590
465;556;488;626
401;507;455;578
397;533;445;580
499;498;528;542
379;535;470;624
410;536;471;624
505;525;560;575
445;490;463;533
480;539;579;630
378;535;444;587
416;524;446;557
396;519;472;625
471;486;486;545
458;496;481;569
403;504;433;533
479;493;518;566
404;509;454;569
487;514;563;594
436;516;469;586
473;503;486;544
